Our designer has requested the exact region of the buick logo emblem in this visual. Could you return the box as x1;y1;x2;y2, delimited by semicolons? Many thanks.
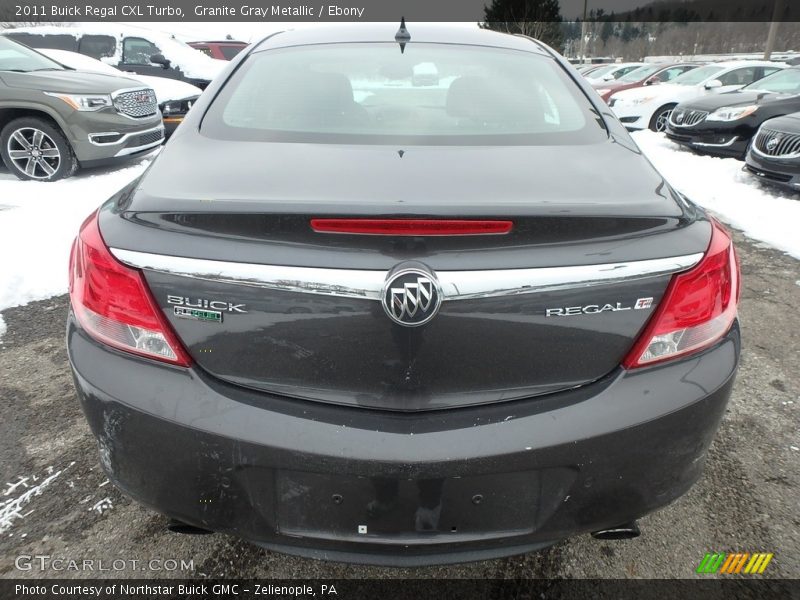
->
766;136;780;151
381;266;442;327
675;111;684;123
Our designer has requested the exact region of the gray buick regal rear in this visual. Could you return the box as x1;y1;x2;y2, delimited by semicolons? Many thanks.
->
66;24;741;565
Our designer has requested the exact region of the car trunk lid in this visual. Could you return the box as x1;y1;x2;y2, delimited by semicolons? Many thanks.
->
101;140;710;411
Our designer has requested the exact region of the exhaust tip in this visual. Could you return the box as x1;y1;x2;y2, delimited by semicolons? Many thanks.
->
166;518;213;535
591;521;641;541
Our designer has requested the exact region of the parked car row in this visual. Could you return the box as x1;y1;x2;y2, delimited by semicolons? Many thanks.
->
584;62;646;85
606;61;786;132
593;62;702;103
0;26;248;181
36;48;202;138
578;57;800;193
0;35;165;181
664;67;800;157
3;24;227;89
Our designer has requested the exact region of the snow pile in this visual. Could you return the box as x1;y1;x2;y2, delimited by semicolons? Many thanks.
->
0;463;73;533
37;47;130;76
8;23;225;81
38;48;202;103
90;497;113;515
633;130;800;260
135;75;201;103
0;159;152;312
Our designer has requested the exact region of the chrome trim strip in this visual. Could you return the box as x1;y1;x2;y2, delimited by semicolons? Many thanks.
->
113;137;164;157
88;131;122;145
751;134;800;160
110;86;154;99
110;249;704;301
111;126;165;157
112;249;384;299
89;125;164;148
436;254;703;300
692;136;739;148
668;109;709;128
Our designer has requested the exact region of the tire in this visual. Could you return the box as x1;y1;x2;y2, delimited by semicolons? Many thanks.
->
649;104;676;133
0;117;78;182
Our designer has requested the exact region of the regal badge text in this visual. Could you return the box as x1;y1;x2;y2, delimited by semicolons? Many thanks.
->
546;297;654;317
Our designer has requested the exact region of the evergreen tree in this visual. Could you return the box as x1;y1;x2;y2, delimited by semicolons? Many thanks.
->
600;20;615;46
482;0;563;49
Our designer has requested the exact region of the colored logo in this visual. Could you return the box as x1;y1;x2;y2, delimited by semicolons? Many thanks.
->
697;552;773;575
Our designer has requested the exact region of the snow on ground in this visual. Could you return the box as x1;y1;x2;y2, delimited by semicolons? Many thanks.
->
0;158;152;312
632;130;800;260
1;462;73;534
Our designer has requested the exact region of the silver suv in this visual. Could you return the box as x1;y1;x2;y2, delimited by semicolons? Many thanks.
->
0;36;163;181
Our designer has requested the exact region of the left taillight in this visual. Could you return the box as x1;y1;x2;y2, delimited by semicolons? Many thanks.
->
69;210;191;367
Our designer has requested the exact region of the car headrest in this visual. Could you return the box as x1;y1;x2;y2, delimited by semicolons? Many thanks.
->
446;76;541;126
446;76;496;119
278;71;355;112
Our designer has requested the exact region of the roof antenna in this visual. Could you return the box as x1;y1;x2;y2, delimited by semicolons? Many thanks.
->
395;17;410;54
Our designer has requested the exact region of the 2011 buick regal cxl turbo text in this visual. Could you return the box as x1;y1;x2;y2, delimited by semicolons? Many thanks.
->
67;24;741;566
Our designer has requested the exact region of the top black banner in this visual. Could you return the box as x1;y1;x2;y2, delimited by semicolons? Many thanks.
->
1;0;799;22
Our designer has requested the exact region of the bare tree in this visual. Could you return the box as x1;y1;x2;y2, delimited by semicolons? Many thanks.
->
562;20;800;60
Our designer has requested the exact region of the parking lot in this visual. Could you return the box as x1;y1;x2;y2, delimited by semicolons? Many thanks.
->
0;131;798;579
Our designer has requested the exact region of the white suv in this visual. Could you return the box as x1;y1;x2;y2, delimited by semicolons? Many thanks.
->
610;61;785;132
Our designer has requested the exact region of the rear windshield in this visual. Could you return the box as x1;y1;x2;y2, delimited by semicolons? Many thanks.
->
201;43;607;145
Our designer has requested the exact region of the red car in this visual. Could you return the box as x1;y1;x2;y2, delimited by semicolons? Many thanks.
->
593;63;702;103
188;40;248;61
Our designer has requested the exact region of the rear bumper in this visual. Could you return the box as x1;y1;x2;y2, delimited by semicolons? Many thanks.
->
67;316;740;566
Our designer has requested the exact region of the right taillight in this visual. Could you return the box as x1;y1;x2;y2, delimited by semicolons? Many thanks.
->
623;218;740;369
69;210;191;367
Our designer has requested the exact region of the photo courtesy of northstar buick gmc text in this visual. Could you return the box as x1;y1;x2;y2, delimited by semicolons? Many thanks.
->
65;23;741;565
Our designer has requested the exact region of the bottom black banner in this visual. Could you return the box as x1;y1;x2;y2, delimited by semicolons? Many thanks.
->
1;579;798;600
